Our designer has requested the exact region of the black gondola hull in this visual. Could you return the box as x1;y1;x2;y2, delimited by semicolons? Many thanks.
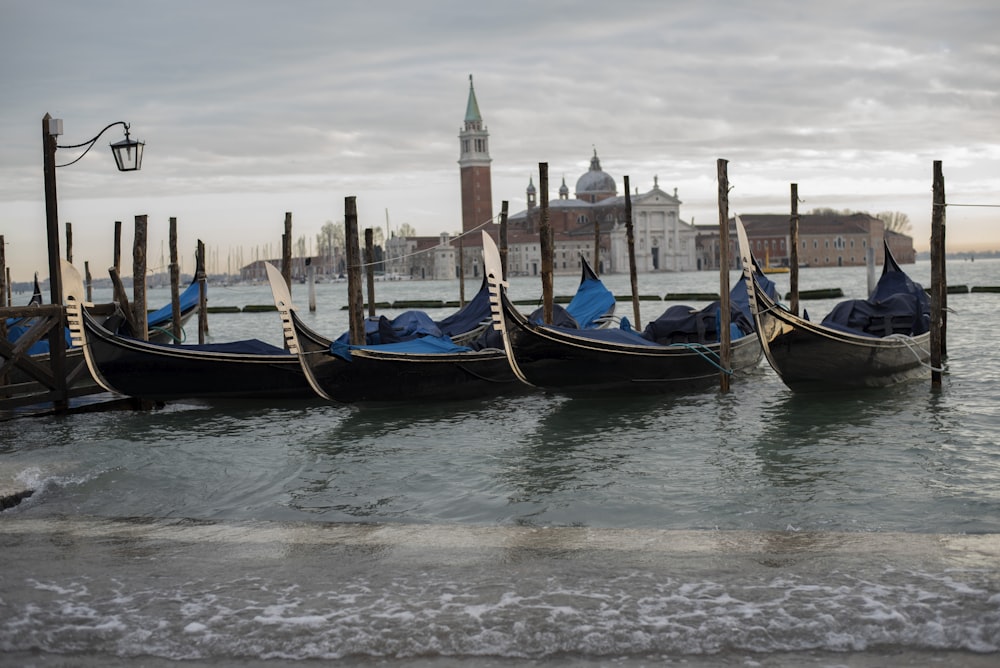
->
291;312;520;404
497;290;762;393
77;309;313;401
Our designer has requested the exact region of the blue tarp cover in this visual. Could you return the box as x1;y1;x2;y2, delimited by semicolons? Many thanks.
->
436;278;490;337
330;335;473;361
146;280;201;328
172;339;289;355
820;259;929;337
564;275;616;328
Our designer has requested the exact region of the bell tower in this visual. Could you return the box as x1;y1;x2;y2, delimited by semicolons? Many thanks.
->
458;75;494;237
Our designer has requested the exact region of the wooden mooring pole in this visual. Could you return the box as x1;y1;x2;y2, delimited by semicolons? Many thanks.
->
282;212;292;291
789;184;800;316
499;200;509;281
539;162;553;324
65;222;72;263
169;217;182;343
717;159;732;393
930;160;947;387
624;175;640;329
196;239;208;343
365;228;376;318
345;197;365;345
132;214;149;341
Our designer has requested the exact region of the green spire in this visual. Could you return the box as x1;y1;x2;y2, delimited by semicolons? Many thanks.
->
464;74;482;123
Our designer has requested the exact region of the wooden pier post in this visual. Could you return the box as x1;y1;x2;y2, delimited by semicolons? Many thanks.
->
539;162;553;324
593;206;601;274
0;235;6;308
365;228;376;318
624;175;640;329
499;200;509;281
84;261;93;302
196;239;208;344
169;217;182;343
458;236;465;304
930;160;947;387
114;221;122;274
282;212;292;291
65;222;72;263
345;197;365;346
717;159;732;393
307;258;316;312
132;214;149;341
789;184;800;316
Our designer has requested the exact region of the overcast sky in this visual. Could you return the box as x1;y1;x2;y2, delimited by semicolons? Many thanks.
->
2;0;998;282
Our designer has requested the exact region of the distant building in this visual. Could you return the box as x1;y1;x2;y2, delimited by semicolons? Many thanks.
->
693;213;916;270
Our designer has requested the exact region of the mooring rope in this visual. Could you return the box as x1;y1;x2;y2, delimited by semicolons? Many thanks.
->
883;333;945;372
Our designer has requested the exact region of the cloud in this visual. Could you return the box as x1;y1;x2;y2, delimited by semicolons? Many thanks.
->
2;0;999;280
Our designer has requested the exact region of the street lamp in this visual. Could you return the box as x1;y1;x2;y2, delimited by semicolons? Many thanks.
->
42;113;144;307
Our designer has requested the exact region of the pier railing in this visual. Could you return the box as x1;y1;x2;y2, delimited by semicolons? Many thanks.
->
0;304;106;414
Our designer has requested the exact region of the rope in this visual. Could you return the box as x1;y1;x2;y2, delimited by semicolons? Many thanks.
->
883;333;945;372
665;341;732;374
934;202;1000;208
149;325;186;344
363;216;498;269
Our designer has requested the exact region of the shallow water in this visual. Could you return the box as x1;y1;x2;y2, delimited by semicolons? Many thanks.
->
1;259;999;664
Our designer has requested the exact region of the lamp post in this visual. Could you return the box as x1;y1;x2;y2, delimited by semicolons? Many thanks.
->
42;113;144;306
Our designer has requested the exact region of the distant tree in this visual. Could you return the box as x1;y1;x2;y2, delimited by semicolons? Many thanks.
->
809;207;856;216
397;223;418;238
316;221;345;257
875;211;912;234
295;235;307;258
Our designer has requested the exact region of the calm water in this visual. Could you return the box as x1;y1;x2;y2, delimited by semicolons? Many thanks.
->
1;259;999;666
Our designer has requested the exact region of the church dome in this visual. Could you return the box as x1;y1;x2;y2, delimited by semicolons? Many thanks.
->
575;149;616;201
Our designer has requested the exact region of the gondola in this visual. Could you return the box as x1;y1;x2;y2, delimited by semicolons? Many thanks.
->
63;260;315;401
266;263;521;404
483;232;777;394
734;216;932;391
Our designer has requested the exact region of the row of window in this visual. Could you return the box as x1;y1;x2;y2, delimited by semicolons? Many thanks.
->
753;237;869;251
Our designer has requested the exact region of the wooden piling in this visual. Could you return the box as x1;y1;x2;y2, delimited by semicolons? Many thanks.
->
169;217;182;343
307;258;316;312
65;222;72;263
930;161;947;387
789;184;800;316
282;212;292;291
499;200;509;281
109;266;139;335
624;175;640;329
345;197;365;345
717;159;732;393
458;236;465;304
593;203;601;274
131;215;148;341
539;163;554;324
85;261;92;302
0;235;6;308
365;228;376;318
113;221;122;274
196;240;208;344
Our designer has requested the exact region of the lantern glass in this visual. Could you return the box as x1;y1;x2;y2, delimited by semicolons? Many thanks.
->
110;137;144;171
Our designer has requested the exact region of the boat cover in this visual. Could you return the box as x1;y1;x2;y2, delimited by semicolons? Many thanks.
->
334;310;444;346
639;272;777;344
529;303;580;328
820;260;930;337
146;280;201;329
330;335;473;361
435;278;491;338
169;339;290;355
564;273;616;328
